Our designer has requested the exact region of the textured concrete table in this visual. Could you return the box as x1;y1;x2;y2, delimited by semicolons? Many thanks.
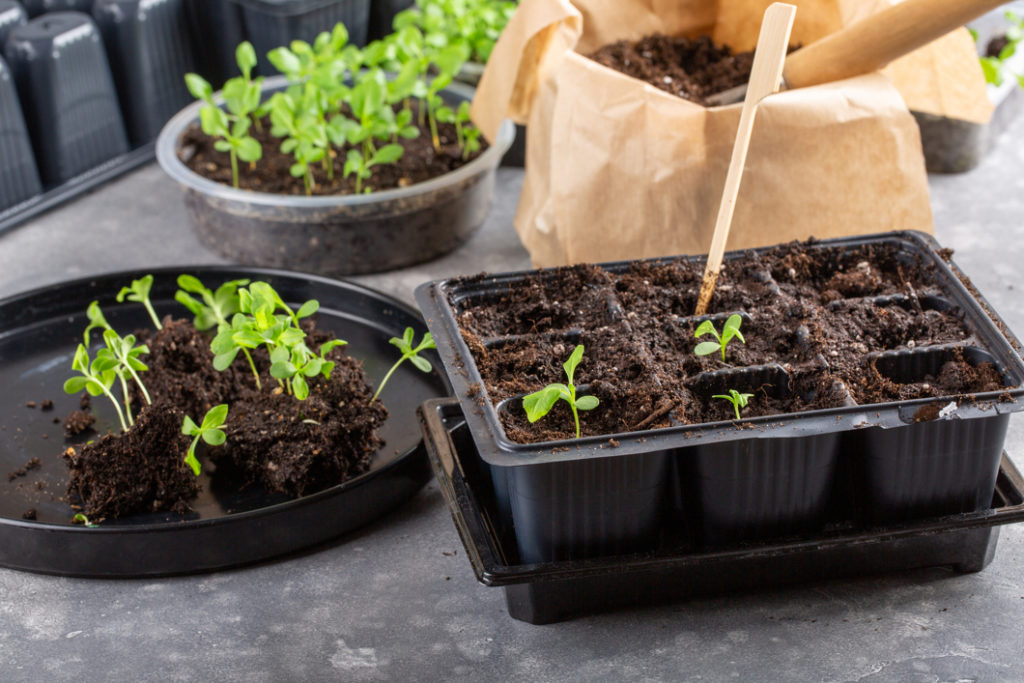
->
2;113;1024;681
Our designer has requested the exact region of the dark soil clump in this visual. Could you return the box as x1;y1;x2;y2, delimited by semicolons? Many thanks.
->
62;318;386;518
179;101;487;197
64;403;198;519
63;410;95;437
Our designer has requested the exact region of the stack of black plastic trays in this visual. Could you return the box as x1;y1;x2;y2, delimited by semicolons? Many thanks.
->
0;0;198;228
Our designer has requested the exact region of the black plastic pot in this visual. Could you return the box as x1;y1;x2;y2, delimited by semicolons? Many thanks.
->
0;54;41;213
93;0;197;146
367;0;411;40
183;0;247;84
156;76;515;277
0;266;450;576
4;12;129;186
0;1;27;47
415;232;1024;564
21;0;91;17
917;6;1024;173
420;398;1024;624
228;0;369;75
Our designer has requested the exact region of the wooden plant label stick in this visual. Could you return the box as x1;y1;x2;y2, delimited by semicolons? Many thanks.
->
694;2;796;316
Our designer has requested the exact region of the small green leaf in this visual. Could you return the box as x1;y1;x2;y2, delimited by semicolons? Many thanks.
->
575;395;600;411
185;73;213;101
694;320;718;339
202;404;229;429
213;349;240;371
271;361;297;379
296;300;319;318
409;355;432;373
293;375;309;400
182;415;199;435
203;429;227;447
562;344;585;384
63;377;89;394
694;341;721;357
523;385;564;423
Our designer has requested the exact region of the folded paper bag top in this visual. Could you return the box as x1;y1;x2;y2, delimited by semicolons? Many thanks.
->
471;0;954;268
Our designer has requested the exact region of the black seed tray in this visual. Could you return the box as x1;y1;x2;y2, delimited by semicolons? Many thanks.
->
420;398;1024;625
228;0;369;76
415;231;1024;564
0;266;449;576
0;10;161;234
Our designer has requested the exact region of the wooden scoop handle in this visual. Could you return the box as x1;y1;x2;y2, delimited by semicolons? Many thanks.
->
784;0;1006;89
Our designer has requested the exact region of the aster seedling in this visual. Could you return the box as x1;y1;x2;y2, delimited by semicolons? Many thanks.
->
95;329;152;424
522;344;600;439
83;300;112;345
181;404;229;476
713;389;754;421
116;275;162;330
64;344;128;432
269;339;348;400
694;314;746;363
371;327;435;402
184;42;264;188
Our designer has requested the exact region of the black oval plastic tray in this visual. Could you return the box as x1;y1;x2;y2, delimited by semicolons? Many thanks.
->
0;266;449;577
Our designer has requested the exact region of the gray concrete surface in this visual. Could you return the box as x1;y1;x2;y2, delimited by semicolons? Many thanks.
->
2;113;1024;682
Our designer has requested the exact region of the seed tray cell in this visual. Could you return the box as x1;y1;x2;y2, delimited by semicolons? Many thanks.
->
420;398;1024;624
416;232;1024;562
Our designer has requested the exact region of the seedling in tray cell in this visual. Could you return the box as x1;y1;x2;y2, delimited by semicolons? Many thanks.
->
522;344;600;439
713;388;754;421
372;327;435;402
181;404;230;476
694;314;746;363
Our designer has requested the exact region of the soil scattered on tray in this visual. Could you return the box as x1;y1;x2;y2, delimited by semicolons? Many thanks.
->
451;240;1012;443
62;318;386;518
179;101;488;196
7;457;41;482
62;410;95;437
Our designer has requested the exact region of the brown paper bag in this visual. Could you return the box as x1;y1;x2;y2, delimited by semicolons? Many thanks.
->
472;0;945;267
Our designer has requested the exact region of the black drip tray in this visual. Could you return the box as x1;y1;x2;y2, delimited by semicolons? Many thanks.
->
418;398;1024;625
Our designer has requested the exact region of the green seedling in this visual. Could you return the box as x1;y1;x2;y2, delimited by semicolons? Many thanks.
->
268;85;329;194
83;300;112;345
269;339;348;400
95;329;152;424
72;513;96;527
184;42;264;188
522;344;599;439
174;275;251;331
394;0;517;64
713;389;754;421
211;281;330;399
371;327;435;402
181;404;229;476
176;275;261;387
116;275;162;330
975;10;1024;88
694;314;746;363
64;344;128;432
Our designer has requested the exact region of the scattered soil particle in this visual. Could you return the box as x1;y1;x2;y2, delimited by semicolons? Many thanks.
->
22;509;36;520
25;401;36;409
41;399;54;411
63;410;95;437
7;457;41;482
179;101;487;197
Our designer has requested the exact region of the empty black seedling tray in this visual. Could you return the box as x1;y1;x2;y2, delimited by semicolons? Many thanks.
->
0;266;449;576
420;398;1024;625
415;231;1024;565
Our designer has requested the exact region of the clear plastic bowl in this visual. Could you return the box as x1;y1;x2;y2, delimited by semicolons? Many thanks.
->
156;76;514;276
